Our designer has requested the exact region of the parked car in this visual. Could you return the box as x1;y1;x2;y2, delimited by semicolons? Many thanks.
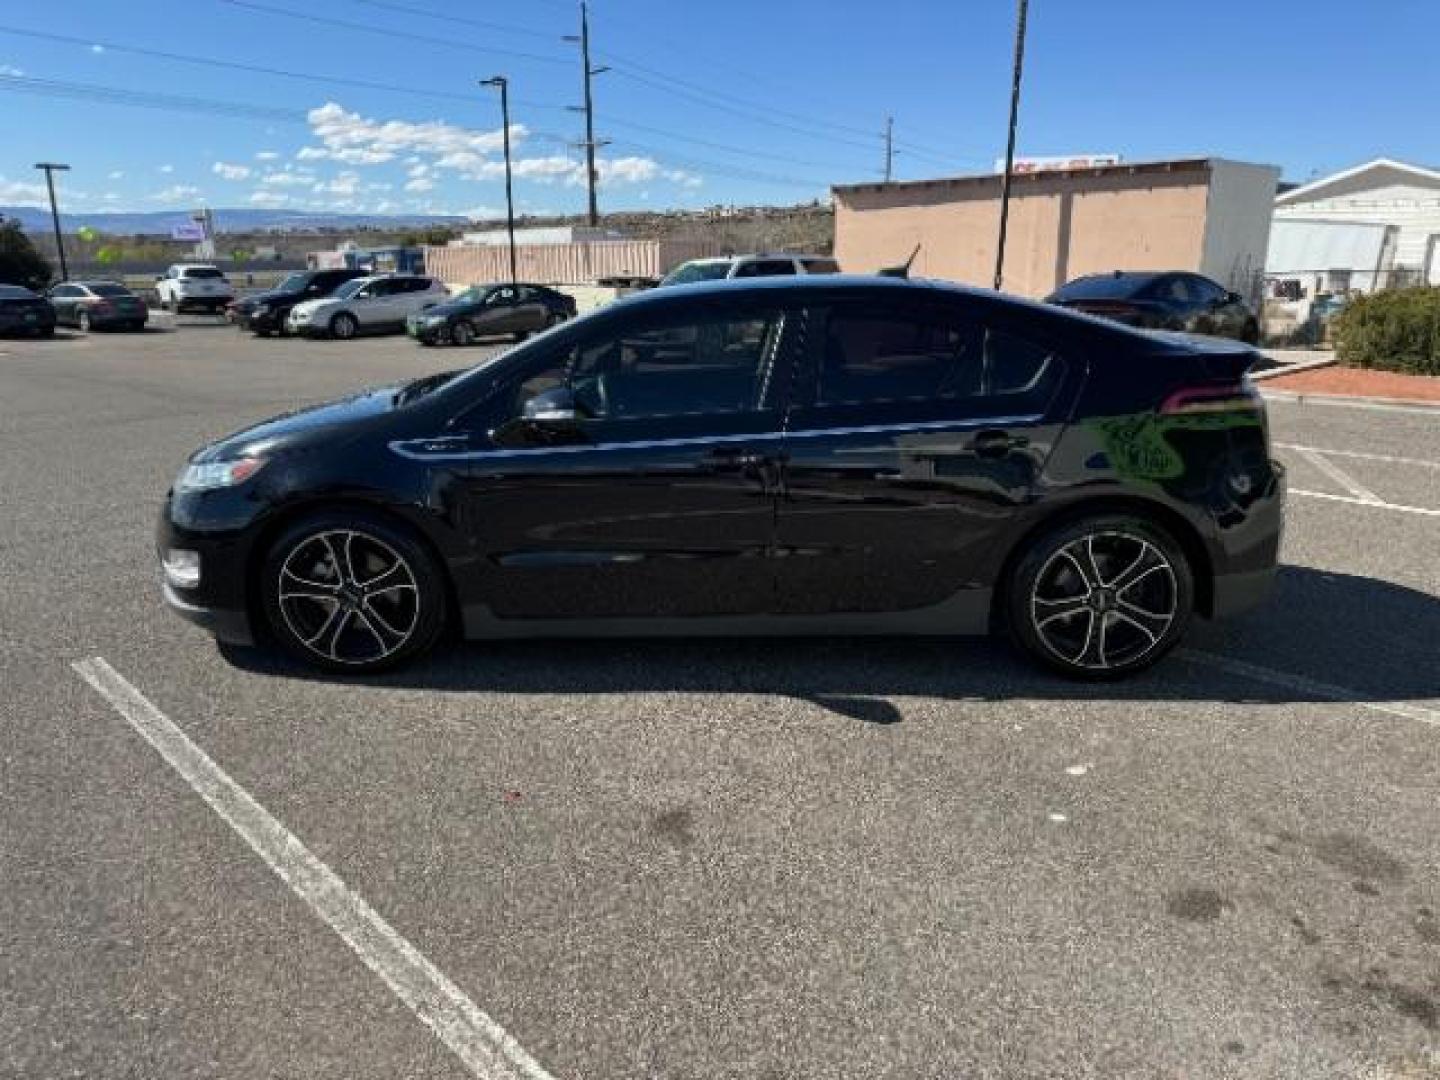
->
47;280;148;331
659;253;840;287
286;274;448;339
1045;271;1259;343
158;276;1284;678
227;268;366;336
407;283;576;346
0;284;56;337
154;264;235;315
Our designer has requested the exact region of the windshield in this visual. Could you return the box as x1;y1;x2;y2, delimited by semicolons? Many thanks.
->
661;261;732;286
89;284;133;298
453;286;489;304
277;274;311;292
331;279;368;300
182;267;224;279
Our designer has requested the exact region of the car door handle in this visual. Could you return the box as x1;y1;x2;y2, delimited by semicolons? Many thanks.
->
966;430;1029;457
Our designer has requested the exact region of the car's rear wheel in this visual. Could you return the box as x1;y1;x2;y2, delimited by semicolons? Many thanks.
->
1005;515;1193;679
261;513;448;673
329;312;358;340
450;320;474;347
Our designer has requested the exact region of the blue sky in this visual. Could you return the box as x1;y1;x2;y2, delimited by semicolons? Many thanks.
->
0;0;1434;219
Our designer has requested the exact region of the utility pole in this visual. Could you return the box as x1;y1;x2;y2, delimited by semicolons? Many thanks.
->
884;117;894;183
993;0;1028;292
480;76;518;288
33;162;71;281
564;2;608;226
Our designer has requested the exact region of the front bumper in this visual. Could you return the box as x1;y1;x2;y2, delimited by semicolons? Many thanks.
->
407;318;449;343
156;502;257;646
237;308;284;333
161;581;254;646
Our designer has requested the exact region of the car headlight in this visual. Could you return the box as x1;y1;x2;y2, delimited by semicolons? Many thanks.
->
253;303;269;315
175;456;267;493
424;314;447;325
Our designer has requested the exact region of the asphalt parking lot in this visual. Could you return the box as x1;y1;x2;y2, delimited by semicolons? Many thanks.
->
2;320;1438;1080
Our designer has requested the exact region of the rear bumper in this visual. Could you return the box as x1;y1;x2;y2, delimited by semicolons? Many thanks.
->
173;297;232;313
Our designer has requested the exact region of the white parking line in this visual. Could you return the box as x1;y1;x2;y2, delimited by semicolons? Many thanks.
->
1275;443;1440;471
1180;650;1440;727
1291;446;1382;503
71;656;557;1080
1289;488;1440;518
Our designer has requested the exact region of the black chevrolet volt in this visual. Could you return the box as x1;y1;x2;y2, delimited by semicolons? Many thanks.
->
158;276;1284;679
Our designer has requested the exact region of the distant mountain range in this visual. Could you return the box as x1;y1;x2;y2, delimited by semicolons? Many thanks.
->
0;206;471;235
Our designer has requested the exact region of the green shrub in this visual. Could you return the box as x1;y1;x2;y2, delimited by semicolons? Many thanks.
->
1332;287;1440;375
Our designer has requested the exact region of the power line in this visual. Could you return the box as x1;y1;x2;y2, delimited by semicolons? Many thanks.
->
0;25;570;112
214;0;573;66
350;0;557;42
606;139;832;191
0;71;306;123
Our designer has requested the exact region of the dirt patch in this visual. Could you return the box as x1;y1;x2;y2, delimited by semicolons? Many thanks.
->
1264;365;1440;403
1312;833;1407;885
1167;887;1232;922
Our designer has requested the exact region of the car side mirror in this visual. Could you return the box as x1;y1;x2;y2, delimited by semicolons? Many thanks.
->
523;386;578;422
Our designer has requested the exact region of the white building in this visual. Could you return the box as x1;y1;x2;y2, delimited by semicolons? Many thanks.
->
1273;158;1440;287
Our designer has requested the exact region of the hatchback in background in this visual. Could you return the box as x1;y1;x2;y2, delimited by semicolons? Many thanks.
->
48;281;149;331
287;274;448;339
157;276;1283;679
227;268;365;336
1046;271;1259;343
0;285;56;337
408;283;576;346
659;253;840;287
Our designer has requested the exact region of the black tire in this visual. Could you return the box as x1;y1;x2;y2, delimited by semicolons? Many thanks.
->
450;320;473;347
329;312;358;340
1005;514;1194;680
261;511;448;674
1241;319;1260;345
77;310;92;332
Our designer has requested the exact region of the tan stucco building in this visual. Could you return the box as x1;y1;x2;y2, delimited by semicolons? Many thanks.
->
833;158;1280;299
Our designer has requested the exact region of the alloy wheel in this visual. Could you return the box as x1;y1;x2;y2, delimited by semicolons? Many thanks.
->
277;529;420;666
331;313;357;340
451;320;473;347
1029;530;1178;670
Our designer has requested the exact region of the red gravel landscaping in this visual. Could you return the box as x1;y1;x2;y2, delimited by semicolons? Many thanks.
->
1262;364;1440;404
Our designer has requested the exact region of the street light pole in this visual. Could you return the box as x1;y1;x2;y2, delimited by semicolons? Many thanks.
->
34;162;71;281
993;0;1029;292
480;76;517;289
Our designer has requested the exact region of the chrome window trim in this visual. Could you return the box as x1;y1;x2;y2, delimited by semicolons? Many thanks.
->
388;413;1044;462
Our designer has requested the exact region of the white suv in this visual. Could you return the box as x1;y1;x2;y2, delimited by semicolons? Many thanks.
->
659;253;840;287
155;264;235;314
286;274;448;339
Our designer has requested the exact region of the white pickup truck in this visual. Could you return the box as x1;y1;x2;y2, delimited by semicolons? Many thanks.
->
154;264;235;314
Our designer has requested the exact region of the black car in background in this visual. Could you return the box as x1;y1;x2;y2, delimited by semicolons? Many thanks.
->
227;268;366;336
158;276;1283;679
407;283;576;346
1047;271;1259;343
0;285;56;337
48;281;149;331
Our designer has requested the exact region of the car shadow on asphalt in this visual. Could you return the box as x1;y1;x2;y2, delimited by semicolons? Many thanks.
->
218;565;1440;725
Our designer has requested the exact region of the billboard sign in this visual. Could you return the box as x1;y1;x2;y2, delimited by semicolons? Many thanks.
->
995;154;1122;175
171;222;206;242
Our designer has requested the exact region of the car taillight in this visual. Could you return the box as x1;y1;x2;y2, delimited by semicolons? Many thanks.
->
1159;379;1263;416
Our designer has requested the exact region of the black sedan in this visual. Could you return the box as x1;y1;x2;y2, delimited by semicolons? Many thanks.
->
158;276;1283;679
407;283;576;346
47;281;149;331
0;284;56;337
1047;271;1259;343
226;268;365;336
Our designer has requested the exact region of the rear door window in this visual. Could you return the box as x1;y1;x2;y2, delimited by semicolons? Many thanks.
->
817;306;980;405
734;259;797;278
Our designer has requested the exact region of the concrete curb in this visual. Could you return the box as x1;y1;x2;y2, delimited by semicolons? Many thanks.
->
1251;356;1336;381
1260;388;1440;412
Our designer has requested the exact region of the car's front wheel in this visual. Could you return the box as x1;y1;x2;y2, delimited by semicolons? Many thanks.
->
261;513;448;673
1005;515;1193;679
450;320;474;347
329;312;358;340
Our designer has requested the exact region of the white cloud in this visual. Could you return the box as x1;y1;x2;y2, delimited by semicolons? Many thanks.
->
149;184;201;203
249;190;289;206
305;101;515;167
212;161;251;181
665;169;703;189
403;176;436;193
365;182;393;192
374;199;395;212
103;192;120;201
0;177;49;205
313;171;361;196
158;164;174;174
108;170;124;180
255;150;280;161
407;163;431;178
0;64;23;77
260;169;315;187
90;44;105;55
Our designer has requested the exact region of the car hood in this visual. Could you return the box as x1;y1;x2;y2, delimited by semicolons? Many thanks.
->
416;297;482;319
291;297;344;317
237;288;301;308
192;383;409;462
